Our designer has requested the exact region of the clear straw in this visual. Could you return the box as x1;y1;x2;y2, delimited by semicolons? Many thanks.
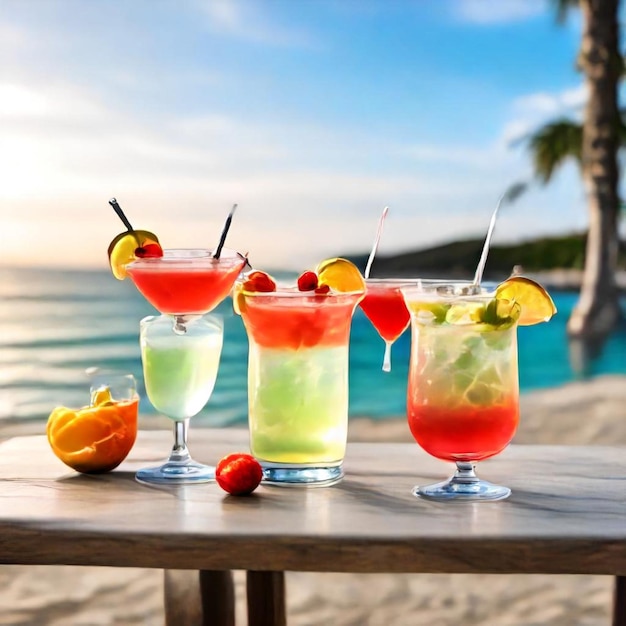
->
364;206;389;279
472;182;527;288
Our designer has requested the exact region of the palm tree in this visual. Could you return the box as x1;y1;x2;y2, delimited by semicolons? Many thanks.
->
528;0;622;337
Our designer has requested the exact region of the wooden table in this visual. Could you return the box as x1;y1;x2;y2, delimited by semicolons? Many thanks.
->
0;429;624;626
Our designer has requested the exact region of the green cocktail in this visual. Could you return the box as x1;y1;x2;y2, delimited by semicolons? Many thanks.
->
137;314;223;484
248;345;348;464
142;329;222;420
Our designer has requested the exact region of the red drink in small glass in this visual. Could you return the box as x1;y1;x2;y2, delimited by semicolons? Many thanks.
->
360;279;414;372
360;286;410;342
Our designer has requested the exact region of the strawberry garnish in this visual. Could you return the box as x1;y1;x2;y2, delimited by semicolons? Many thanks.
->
297;271;318;291
216;453;263;495
314;284;330;295
136;242;164;258
243;271;276;293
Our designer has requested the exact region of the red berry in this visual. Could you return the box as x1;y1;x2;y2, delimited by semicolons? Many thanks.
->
136;243;164;258
216;453;263;495
243;271;276;293
297;271;318;291
314;284;330;295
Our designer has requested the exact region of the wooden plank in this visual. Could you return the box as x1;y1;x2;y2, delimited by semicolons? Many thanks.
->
0;431;624;576
247;571;286;626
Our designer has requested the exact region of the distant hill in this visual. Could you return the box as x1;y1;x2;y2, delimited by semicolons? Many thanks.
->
346;232;626;280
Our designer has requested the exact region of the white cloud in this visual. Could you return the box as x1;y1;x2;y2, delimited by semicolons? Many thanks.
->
0;82;107;120
454;0;546;25
501;84;587;145
196;0;317;47
512;85;587;117
0;68;586;272
0;20;31;49
0;4;589;273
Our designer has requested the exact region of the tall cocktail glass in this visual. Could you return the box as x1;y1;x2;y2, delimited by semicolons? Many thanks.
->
238;287;364;486
360;278;415;372
126;248;246;321
402;281;521;501
136;314;223;485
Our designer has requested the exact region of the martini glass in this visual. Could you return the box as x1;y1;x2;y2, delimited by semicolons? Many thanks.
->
126;247;247;326
136;314;223;484
402;280;521;501
360;279;415;372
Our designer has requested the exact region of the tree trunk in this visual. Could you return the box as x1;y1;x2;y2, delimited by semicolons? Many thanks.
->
568;0;622;337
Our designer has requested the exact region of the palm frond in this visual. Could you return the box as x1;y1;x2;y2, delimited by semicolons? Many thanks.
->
550;0;579;24
527;119;583;184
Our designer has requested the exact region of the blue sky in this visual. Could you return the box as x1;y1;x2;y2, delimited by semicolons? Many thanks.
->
0;0;591;270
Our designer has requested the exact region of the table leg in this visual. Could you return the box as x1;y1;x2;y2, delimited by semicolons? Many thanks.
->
246;570;286;626
199;570;236;626
614;576;626;626
164;569;235;626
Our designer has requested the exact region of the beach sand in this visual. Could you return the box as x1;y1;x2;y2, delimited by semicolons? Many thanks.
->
1;374;624;625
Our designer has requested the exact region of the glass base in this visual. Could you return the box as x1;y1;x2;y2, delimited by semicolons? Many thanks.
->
135;460;215;485
261;463;343;487
413;478;511;501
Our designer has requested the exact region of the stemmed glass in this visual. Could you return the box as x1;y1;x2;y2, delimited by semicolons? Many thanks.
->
126;247;246;325
360;279;414;372
135;314;224;484
402;281;521;501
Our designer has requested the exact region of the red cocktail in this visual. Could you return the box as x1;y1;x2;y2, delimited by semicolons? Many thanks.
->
360;279;414;372
126;248;246;317
408;399;519;463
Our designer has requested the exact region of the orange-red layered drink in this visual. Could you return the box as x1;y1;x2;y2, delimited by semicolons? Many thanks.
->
236;261;364;486
402;277;555;501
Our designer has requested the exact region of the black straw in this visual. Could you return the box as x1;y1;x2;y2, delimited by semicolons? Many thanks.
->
213;203;238;259
109;198;135;233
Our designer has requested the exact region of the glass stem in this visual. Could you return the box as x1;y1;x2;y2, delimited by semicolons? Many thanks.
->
454;461;479;484
382;341;392;372
169;419;191;464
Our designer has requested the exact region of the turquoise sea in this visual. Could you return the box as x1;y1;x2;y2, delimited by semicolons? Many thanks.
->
1;266;625;427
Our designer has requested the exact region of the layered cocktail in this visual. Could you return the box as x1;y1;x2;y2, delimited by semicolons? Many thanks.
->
106;200;246;484
235;260;365;486
402;278;555;501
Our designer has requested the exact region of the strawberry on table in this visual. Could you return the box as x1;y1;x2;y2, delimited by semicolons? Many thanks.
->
216;453;263;495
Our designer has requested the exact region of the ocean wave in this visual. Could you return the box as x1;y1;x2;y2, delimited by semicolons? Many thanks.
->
1;267;625;425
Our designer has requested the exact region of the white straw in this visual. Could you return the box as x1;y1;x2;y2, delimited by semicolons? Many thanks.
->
364;206;389;279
